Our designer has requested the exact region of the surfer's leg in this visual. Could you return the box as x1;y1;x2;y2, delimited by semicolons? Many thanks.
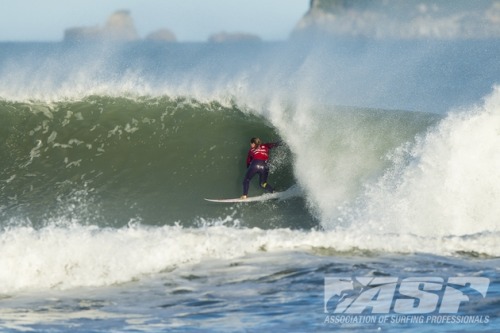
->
258;165;274;193
243;165;258;196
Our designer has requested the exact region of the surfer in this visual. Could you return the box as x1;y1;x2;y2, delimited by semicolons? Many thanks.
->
241;137;279;199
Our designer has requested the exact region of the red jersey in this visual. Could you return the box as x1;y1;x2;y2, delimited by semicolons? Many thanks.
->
246;143;278;167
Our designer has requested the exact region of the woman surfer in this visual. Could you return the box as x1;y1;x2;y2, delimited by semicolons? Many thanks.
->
241;137;280;199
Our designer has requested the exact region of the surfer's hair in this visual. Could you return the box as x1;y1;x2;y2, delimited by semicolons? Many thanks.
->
250;137;261;145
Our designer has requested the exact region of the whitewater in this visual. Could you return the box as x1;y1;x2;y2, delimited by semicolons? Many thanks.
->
0;40;499;332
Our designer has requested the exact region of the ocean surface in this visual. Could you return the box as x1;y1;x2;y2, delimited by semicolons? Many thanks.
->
0;39;499;332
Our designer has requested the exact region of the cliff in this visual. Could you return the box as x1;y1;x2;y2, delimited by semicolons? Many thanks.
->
293;0;500;39
208;32;261;43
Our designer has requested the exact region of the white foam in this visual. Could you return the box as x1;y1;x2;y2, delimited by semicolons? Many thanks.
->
343;86;500;237
1;220;499;294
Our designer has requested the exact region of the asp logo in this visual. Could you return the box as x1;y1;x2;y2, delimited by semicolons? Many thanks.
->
324;276;490;314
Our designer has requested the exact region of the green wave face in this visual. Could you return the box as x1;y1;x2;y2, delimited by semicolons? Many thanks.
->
0;96;303;228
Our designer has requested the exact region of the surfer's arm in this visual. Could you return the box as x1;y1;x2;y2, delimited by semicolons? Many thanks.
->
265;142;282;149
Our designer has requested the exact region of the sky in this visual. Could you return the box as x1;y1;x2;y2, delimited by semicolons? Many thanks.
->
0;0;310;42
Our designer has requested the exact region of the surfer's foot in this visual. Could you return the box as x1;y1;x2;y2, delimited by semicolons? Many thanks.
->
261;182;275;193
240;195;247;199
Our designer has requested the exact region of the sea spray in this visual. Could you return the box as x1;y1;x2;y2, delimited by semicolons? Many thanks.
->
273;106;440;224
343;86;500;238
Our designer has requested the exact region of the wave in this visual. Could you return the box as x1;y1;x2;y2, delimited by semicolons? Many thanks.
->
0;95;440;229
1;41;499;293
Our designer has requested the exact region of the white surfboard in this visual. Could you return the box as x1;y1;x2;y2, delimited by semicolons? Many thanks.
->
204;185;301;203
205;192;281;203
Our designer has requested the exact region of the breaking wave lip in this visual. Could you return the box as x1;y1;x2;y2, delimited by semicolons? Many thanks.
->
1;39;499;114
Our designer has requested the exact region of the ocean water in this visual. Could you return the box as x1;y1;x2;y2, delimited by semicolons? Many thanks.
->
0;40;499;332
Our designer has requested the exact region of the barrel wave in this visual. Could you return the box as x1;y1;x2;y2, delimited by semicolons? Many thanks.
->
0;96;296;228
0;95;439;230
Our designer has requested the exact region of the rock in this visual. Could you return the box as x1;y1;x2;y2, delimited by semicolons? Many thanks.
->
145;29;177;42
64;10;139;42
63;26;102;42
208;32;261;43
102;10;139;41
